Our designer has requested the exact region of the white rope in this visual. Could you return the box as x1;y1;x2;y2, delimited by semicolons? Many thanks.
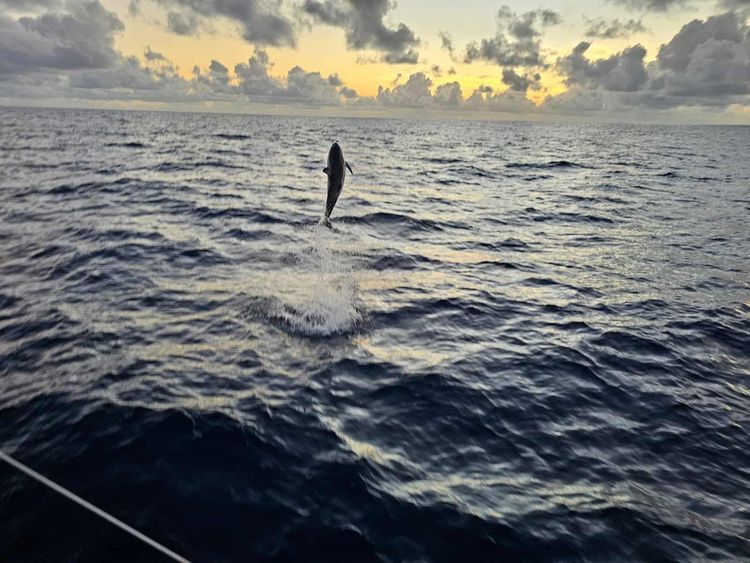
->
0;450;189;563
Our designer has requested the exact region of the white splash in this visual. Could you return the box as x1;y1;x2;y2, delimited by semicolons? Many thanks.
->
270;224;362;336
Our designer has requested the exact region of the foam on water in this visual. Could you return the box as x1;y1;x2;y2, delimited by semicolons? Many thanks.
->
269;224;362;336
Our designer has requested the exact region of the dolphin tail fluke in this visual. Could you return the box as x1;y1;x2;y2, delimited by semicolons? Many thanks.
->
346;162;353;175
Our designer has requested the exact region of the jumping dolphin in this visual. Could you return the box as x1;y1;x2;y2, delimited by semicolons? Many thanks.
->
321;141;353;228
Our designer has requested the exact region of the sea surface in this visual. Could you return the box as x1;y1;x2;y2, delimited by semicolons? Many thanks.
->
0;107;749;562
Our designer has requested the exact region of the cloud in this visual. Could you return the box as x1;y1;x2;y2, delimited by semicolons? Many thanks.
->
209;59;227;74
501;68;542;91
613;0;689;11
301;0;419;64
549;11;750;111
433;81;462;106
233;48;348;104
233;48;282;96
144;0;295;46
464;86;536;112
377;71;433;106
144;45;166;62
585;18;647;39
652;11;750;98
166;11;199;35
0;0;359;107
191;58;232;93
375;71;537;113
463;6;561;68
556;41;649;92
656;11;745;71
720;0;750;9
0;0;123;75
68;55;179;91
438;30;455;59
0;0;63;10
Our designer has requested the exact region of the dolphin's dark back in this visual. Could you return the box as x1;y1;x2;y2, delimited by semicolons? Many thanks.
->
325;142;347;219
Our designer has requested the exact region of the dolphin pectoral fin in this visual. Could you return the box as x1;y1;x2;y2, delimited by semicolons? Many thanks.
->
323;167;330;175
346;162;353;175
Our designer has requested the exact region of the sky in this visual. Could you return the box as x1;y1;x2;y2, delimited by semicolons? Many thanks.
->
1;0;749;123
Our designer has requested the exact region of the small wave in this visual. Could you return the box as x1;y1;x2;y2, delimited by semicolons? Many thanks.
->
425;156;463;164
0;293;19;310
477;238;532;252
524;209;616;224
225;227;274;241
370;253;435;271
214;133;252;141
344;212;449;233
195;206;284;224
104;142;147;148
447;164;494;177
506;160;588;170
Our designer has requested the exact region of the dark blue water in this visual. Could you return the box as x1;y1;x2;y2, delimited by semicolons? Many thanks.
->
1;107;749;562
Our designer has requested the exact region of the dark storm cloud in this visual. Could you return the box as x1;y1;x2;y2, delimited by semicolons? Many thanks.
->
300;0;420;64
463;6;561;68
0;0;123;75
556;41;649;91
585;18;647;39
501;68;542;91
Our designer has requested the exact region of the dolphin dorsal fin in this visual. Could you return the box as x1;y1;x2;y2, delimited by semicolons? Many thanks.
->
323;167;330;175
346;162;353;175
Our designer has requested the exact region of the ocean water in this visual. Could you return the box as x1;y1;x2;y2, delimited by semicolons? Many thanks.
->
0;107;749;562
